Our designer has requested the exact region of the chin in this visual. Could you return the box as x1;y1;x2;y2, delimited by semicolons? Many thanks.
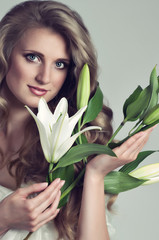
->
22;95;54;109
26;102;39;109
22;98;40;109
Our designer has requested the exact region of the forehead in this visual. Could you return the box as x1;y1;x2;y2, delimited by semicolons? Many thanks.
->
13;27;70;59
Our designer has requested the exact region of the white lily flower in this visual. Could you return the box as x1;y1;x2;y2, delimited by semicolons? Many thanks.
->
129;163;159;185
25;97;101;163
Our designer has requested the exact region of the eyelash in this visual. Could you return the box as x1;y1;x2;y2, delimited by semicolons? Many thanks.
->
24;53;69;70
55;61;68;70
25;53;40;63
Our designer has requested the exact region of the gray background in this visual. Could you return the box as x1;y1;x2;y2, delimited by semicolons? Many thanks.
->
1;1;159;239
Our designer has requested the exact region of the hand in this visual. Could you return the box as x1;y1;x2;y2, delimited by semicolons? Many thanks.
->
86;127;155;180
0;178;65;233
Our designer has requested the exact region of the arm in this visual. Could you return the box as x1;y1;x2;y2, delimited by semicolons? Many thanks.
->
0;179;65;235
77;166;109;240
77;127;154;240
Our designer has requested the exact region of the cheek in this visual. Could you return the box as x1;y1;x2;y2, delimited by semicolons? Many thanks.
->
6;61;23;82
52;73;67;90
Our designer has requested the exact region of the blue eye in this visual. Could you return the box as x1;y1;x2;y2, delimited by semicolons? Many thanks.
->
25;54;39;63
56;61;65;69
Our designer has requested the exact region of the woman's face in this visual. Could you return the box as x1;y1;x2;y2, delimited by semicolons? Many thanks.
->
5;27;70;108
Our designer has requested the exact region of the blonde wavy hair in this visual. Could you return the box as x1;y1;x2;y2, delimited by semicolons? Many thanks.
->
0;1;113;239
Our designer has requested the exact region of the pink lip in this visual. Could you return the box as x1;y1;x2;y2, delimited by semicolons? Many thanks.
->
28;85;48;96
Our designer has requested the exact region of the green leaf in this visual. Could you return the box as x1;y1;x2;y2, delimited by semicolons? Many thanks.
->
59;168;85;207
119;150;156;173
148;66;158;107
142;104;159;125
139;66;158;121
80;132;88;144
55;143;116;169
50;164;75;207
141;118;159;131
108;134;130;149
74;127;88;145
58;193;69;208
123;85;142;119
82;86;103;126
125;85;151;121
157;75;159;93
104;171;147;194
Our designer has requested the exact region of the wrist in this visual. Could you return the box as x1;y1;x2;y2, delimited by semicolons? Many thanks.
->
85;164;105;183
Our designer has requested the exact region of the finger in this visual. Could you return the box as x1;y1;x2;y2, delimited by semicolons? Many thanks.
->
37;190;61;222
114;127;153;157
131;131;151;158
19;182;49;198
29;191;61;231
30;178;60;204
114;132;145;157
125;131;149;155
31;179;64;212
130;127;153;153
30;208;60;232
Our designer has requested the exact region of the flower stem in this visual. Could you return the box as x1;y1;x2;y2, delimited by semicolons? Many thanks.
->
49;163;54;182
60;167;85;200
106;120;126;146
78;117;82;144
78;118;87;164
129;123;144;136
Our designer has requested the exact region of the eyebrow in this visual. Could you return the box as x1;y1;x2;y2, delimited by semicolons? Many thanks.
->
23;50;70;63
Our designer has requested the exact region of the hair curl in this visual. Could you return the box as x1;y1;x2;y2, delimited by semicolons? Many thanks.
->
0;1;113;239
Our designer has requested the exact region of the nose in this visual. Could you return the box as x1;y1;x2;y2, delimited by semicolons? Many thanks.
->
35;64;51;85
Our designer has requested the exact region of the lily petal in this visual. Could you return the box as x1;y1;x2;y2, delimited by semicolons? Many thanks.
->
68;106;87;133
37;98;55;126
53;97;68;122
56;105;87;145
53;126;101;163
37;98;55;139
26;97;101;164
129;163;159;186
50;110;68;161
25;105;51;162
142;176;159;185
129;163;159;179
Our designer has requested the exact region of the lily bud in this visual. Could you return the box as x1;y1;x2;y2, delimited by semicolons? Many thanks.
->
77;63;90;110
129;163;159;185
142;104;159;125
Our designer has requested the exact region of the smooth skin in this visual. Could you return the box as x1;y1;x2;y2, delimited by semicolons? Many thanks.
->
5;27;70;108
0;28;70;235
0;179;65;234
0;27;155;239
0;127;153;238
77;127;155;240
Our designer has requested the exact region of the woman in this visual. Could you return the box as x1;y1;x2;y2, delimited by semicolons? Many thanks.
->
0;1;154;239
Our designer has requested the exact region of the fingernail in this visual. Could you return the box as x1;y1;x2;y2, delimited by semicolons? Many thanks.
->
54;178;61;184
60;180;65;187
41;182;48;187
58;190;61;197
137;131;145;137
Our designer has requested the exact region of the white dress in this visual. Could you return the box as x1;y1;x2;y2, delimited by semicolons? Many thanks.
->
0;185;115;240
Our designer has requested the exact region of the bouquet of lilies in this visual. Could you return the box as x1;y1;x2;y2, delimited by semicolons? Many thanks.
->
26;64;159;208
